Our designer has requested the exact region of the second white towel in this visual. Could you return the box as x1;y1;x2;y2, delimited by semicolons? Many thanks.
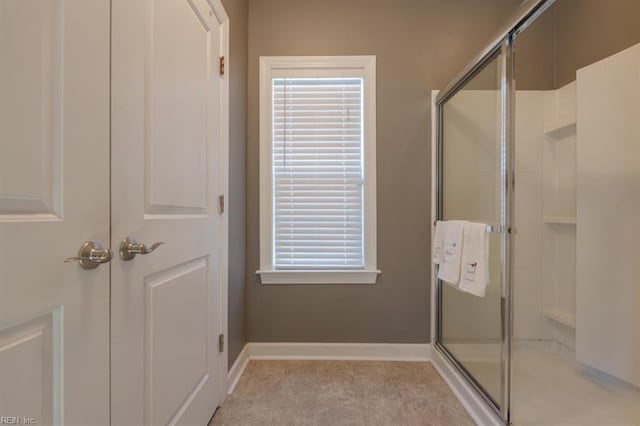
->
458;222;490;297
432;221;445;265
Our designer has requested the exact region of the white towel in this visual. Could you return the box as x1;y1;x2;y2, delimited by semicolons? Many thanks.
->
433;221;445;265
436;220;466;285
458;222;490;297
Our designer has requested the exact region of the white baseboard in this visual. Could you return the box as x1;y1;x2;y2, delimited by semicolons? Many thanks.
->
227;344;250;395
431;344;504;426
249;342;431;362
226;342;431;394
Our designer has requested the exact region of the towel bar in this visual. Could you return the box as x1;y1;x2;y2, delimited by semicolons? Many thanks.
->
485;224;516;234
432;221;516;234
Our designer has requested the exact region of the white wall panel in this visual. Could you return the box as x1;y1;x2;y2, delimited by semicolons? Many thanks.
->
576;42;640;387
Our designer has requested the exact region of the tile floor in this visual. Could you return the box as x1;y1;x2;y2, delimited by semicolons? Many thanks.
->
209;360;474;426
511;351;640;425
439;342;640;425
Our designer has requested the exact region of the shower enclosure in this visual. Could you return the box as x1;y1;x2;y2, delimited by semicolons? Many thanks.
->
432;0;640;424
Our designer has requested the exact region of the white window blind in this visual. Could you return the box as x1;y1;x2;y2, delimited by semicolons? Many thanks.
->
272;77;365;270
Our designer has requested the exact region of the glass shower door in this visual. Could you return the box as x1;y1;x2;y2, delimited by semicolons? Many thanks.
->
436;44;510;418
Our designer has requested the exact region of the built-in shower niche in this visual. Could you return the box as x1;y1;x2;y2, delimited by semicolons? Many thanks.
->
513;81;577;352
541;81;577;350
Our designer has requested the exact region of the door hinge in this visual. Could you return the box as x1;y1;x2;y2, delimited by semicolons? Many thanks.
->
219;56;225;76
217;194;225;214
218;334;224;353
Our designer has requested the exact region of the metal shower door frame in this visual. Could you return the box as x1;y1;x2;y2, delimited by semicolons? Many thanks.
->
433;38;511;422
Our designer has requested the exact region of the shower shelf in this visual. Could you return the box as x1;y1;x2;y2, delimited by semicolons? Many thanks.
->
543;215;576;224
543;309;576;328
544;118;576;137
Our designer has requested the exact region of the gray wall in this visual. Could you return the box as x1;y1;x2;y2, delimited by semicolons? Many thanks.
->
554;0;640;87
514;1;555;91
515;0;640;90
245;0;521;343
221;0;248;368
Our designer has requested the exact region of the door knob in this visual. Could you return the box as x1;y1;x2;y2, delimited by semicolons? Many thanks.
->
65;241;113;270
119;237;165;261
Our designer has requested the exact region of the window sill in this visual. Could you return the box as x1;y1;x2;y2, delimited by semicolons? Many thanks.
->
256;269;381;284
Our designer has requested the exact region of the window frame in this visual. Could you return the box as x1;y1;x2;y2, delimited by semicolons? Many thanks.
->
258;56;379;284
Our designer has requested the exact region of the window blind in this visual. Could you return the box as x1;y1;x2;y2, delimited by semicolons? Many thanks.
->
272;77;365;270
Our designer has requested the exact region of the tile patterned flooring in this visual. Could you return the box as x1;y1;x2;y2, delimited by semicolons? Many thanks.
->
209;360;474;426
511;351;640;425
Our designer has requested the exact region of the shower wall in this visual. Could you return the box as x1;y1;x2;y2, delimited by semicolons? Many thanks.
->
575;43;640;388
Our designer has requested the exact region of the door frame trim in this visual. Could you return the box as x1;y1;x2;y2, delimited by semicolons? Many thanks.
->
208;0;230;407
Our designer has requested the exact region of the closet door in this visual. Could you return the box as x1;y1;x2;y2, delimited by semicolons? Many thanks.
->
110;0;227;424
0;0;110;424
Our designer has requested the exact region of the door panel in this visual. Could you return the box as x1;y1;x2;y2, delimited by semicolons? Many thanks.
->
0;312;60;425
437;48;507;412
146;258;209;425
146;0;211;215
111;0;224;424
0;0;62;216
0;0;110;424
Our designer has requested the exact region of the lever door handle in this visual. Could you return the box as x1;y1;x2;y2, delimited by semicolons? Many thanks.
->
119;237;165;261
65;241;113;270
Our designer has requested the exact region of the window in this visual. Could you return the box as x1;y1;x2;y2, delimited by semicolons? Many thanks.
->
258;56;379;284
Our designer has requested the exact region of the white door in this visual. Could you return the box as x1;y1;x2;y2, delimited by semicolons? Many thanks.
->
110;0;227;424
0;0;110;424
